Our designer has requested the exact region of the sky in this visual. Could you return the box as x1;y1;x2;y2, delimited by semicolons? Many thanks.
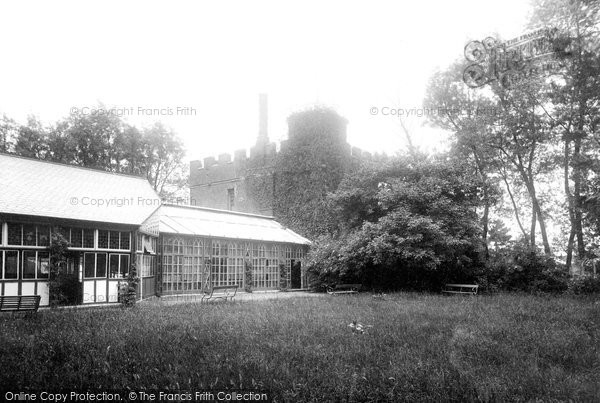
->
0;0;532;163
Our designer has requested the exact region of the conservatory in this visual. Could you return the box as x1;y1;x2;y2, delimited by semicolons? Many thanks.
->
0;153;310;306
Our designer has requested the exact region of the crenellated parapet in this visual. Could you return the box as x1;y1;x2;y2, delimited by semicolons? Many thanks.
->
189;97;374;216
190;138;372;188
189;141;280;188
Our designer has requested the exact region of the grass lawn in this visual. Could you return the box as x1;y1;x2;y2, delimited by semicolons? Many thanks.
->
0;293;599;402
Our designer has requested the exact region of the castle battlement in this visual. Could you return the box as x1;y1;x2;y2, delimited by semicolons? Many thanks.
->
191;142;277;170
190;95;369;216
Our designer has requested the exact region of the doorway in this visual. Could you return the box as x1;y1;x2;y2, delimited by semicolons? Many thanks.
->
291;260;302;289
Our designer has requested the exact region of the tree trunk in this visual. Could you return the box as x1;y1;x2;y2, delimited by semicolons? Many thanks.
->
564;136;575;270
573;130;586;260
519;168;551;255
472;149;490;259
566;228;576;270
531;206;537;248
482;201;490;259
502;175;529;243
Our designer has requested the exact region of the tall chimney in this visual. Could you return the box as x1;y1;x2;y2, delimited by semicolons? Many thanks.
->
257;93;268;146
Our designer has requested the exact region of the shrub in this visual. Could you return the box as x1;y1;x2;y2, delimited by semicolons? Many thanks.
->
119;262;139;307
567;275;600;294
478;248;568;293
48;228;81;306
531;266;570;293
244;259;253;293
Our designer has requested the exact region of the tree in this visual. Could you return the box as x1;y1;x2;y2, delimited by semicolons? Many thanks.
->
61;109;124;170
528;0;600;268
13;115;48;159
141;122;186;196
3;106;188;199
487;80;556;255
488;219;513;252
0;114;18;153
425;61;502;257
307;154;485;290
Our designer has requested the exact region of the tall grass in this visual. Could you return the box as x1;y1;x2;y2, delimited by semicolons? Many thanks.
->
0;293;598;401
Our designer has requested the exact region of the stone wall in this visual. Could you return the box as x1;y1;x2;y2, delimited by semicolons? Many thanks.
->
189;108;369;218
190;144;277;215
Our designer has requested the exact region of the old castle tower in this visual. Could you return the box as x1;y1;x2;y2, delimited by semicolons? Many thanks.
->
189;95;369;219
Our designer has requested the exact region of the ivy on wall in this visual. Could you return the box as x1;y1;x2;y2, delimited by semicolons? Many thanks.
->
244;258;253;292
119;253;139;307
274;107;357;239
48;229;80;307
279;262;289;291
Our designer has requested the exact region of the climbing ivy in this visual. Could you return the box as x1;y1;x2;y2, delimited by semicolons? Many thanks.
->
274;107;357;239
244;258;253;293
48;228;79;307
119;254;139;307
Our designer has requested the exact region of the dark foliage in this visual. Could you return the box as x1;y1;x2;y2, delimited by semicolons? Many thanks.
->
48;229;81;306
273;107;356;239
307;154;486;291
568;275;600;294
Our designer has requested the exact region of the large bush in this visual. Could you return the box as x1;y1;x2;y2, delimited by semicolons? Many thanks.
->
307;155;485;291
477;245;569;293
567;275;600;294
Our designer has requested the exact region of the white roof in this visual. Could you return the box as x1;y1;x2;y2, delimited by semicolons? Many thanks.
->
0;153;161;225
149;204;311;245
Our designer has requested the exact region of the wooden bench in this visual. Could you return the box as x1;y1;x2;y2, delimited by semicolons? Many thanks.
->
442;284;478;295
201;285;238;303
327;284;362;295
0;295;41;315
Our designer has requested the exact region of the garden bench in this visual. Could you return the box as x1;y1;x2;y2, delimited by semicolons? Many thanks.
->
201;285;238;303
327;284;362;295
442;284;478;295
0;295;41;315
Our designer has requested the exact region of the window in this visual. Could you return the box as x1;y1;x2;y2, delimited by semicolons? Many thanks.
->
84;253;95;278
266;245;279;289
97;254;107;277
120;232;130;250
38;227;50;247
139;255;155;277
2;250;19;279
70;228;83;248
98;230;130;250
84;252;108;278
160;237;206;293
62;227;96;248
6;223;51;246
21;251;50;279
250;244;268;289
7;223;22;245
212;240;228;286
109;231;120;249
55;227;69;241
23;224;36;246
23;251;37;279
109;254;130;278
142;235;155;254
136;234;143;252
226;242;244;287
161;237;185;293
83;229;94;248
227;188;235;210
38;253;49;278
98;230;109;249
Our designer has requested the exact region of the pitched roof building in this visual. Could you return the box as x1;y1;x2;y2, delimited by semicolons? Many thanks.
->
0;153;310;307
0;153;161;225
